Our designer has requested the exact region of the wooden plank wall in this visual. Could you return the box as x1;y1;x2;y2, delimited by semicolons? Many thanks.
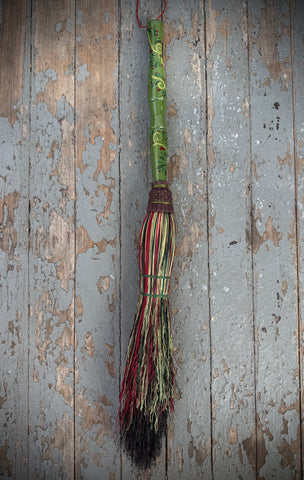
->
0;0;304;478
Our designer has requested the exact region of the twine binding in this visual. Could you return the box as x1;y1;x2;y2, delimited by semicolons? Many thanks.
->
147;181;174;213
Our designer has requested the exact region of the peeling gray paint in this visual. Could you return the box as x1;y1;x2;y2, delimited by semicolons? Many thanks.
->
76;64;89;83
56;95;74;125
76;10;83;26
0;3;30;477
34;68;57;94
1;0;304;478
66;18;73;33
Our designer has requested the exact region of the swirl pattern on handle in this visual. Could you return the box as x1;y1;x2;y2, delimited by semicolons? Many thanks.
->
151;75;166;92
152;131;167;151
147;33;163;56
147;25;166;100
150;129;168;177
147;19;167;181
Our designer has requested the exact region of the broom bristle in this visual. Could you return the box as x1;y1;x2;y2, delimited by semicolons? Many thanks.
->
119;211;176;468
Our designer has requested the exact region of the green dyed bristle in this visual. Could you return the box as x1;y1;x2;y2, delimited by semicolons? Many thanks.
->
118;211;176;467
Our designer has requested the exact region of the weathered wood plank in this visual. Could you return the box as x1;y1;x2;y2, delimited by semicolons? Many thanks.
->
74;1;120;478
0;0;29;477
164;1;211;478
1;1;304;478
0;0;27;124
28;1;76;477
292;0;304;475
249;0;300;477
206;1;256;478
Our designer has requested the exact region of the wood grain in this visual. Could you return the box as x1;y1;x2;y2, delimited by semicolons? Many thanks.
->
249;0;300;477
206;0;256;478
74;0;120;478
292;0;304;476
164;1;211;478
0;0;26;123
0;0;28;477
29;0;76;477
0;1;303;478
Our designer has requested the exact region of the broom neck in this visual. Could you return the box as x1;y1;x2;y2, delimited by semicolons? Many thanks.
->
147;19;167;182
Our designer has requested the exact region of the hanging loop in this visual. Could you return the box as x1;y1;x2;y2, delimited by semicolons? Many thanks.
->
136;0;167;28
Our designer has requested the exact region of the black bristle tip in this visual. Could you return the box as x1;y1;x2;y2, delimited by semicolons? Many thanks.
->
121;409;168;469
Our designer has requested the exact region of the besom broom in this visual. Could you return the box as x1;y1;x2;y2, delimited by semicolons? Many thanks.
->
118;18;177;467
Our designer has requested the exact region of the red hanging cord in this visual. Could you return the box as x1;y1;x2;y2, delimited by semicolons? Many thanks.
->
136;0;167;28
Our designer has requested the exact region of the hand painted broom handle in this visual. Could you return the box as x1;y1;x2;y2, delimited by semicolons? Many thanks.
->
147;19;167;182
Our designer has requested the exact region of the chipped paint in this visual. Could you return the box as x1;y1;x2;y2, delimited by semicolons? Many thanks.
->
217;16;231;57
0;442;12;476
76;1;117;178
190;10;200;45
95;237;116;254
163;19;185;47
33;5;74;115
56;364;74;407
43;210;74;291
105;343;114;356
288;217;296;250
281;280;288;296
207;86;216;169
242;425;256;473
167;102;177;118
222;358;230;374
35;292;53;364
191;438;212;466
250;2;291;87
76;64;89;83
167;150;188;183
277;425;300;471
76;224;94;256
176;444;183;473
206;0;220;56
1;0;303;477
76;391;112;447
42;413;74;479
50;120;75;201
176;221;203;258
277;142;293;169
249;214;283;254
0;383;8;408
76;295;84;318
0;190;20;260
238;2;248;50
0;1;26;123
96;178;116;221
106;359;116;378
256;414;268;475
242;97;250;118
229;427;238;445
97;275;111;294
56;325;74;356
81;331;95;357
278;399;299;415
168;422;174;465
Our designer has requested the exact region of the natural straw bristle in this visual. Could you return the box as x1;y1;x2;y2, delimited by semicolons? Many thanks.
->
119;211;176;468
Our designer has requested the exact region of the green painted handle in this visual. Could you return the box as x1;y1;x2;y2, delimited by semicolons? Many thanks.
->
147;19;167;182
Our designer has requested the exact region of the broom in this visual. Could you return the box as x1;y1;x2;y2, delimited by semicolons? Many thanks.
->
118;18;176;468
